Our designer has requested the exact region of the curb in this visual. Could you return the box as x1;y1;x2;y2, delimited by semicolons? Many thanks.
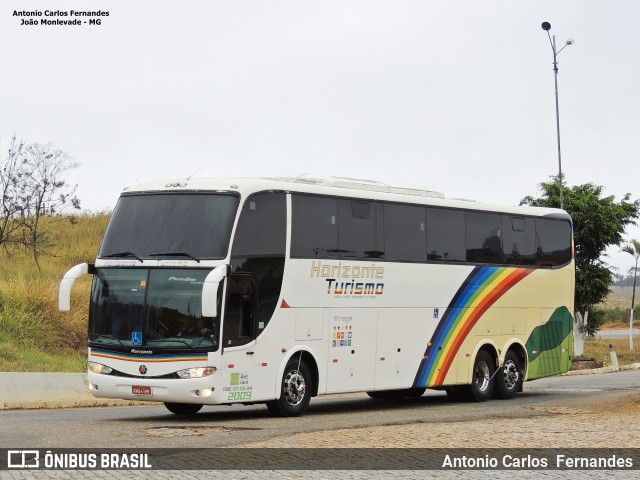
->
563;362;640;376
0;372;153;411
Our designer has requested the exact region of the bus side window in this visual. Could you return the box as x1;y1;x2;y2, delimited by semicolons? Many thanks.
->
535;218;572;266
502;216;536;265
384;203;427;262
337;199;384;259
465;211;502;264
291;194;339;258
426;208;466;262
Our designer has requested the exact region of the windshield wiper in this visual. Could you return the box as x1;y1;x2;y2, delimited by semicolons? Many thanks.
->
93;334;127;347
101;251;143;262
147;339;198;351
149;252;200;263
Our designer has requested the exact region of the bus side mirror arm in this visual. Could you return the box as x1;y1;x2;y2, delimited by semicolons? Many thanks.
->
59;263;95;311
202;265;230;318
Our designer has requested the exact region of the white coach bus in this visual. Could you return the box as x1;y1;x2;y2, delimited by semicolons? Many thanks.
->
59;175;574;416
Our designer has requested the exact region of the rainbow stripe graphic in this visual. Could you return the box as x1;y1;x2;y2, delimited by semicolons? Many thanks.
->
91;348;208;363
413;266;533;388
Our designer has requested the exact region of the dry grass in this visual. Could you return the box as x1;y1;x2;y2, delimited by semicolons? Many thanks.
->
603;287;635;310
0;214;109;371
582;337;640;366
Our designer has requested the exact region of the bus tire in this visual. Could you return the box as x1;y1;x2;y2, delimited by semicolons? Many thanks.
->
164;402;203;415
467;350;495;402
494;350;522;400
266;358;312;417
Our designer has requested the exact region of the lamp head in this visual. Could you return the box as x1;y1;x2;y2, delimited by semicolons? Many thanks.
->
566;38;575;45
541;22;551;31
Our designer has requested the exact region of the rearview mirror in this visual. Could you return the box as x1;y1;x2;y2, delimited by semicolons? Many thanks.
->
202;265;229;317
59;263;94;311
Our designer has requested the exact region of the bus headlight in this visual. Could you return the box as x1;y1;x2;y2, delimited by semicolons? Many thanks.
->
88;362;113;375
176;367;217;379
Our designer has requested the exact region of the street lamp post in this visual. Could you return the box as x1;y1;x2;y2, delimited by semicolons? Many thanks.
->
541;22;574;210
623;240;640;351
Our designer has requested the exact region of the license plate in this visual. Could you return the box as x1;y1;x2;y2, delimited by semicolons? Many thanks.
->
132;386;152;395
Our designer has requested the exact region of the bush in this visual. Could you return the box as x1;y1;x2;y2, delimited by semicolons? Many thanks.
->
583;307;607;337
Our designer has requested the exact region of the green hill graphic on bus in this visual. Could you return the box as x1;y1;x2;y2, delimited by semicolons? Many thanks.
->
526;306;573;378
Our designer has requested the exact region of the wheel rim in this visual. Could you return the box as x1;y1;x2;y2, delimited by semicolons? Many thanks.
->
283;369;306;406
474;360;491;392
503;359;519;390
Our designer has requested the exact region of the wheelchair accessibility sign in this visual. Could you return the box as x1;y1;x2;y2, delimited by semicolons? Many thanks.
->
131;332;142;345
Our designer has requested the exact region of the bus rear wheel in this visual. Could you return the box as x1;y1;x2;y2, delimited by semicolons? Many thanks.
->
164;402;203;415
266;358;312;417
494;350;522;399
466;350;496;402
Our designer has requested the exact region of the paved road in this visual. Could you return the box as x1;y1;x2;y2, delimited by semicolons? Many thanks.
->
1;370;639;479
595;328;640;339
1;369;639;449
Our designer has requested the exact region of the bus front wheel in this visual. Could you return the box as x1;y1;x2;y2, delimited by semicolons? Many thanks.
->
266;358;312;417
164;402;203;415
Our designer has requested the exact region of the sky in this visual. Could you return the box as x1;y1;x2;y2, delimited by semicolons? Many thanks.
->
1;1;638;275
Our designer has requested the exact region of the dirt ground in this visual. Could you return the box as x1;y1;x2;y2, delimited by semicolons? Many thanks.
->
242;392;640;448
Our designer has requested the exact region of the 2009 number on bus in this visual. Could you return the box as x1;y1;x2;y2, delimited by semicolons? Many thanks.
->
228;391;252;401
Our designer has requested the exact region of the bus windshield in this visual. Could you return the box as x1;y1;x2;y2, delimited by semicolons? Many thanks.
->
99;193;239;260
89;268;220;351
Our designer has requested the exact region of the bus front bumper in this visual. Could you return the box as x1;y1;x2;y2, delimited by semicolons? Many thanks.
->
87;371;222;404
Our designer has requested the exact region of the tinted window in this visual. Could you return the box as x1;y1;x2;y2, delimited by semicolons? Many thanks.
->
89;268;220;351
535;218;572;266
426;208;466;262
384;203;427;262
223;274;257;347
291;195;338;258
232;192;286;257
338;199;384;259
100;194;239;259
466;212;502;264
502;216;536;265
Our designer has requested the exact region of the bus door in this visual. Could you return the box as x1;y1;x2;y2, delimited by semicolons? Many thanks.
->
220;273;261;403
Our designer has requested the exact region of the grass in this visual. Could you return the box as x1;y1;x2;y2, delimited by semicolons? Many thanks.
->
597;287;639;329
0;333;86;371
582;337;640;367
0;214;109;372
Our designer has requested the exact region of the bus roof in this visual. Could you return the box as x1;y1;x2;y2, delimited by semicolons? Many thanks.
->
120;175;570;220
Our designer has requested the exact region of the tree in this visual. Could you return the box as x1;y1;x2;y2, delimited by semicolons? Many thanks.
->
0;135;80;269
0;135;30;251
22;142;81;270
521;177;640;354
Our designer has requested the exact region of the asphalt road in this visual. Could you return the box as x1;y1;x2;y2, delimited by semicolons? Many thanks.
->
1;369;639;449
595;328;640;338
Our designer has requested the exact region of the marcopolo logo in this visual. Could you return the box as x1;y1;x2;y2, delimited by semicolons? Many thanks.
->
8;450;39;468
